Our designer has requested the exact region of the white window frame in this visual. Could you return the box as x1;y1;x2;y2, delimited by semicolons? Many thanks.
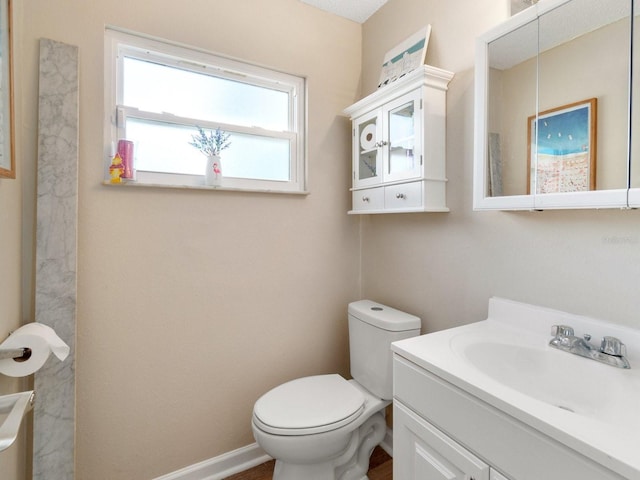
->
104;27;308;193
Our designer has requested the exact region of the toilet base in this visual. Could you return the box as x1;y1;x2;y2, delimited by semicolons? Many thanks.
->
274;460;346;480
271;411;387;480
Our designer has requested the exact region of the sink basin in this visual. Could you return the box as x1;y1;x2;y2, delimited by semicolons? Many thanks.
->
453;334;640;429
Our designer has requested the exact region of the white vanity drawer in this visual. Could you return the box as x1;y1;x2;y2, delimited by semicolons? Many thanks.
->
351;187;384;212
384;182;422;210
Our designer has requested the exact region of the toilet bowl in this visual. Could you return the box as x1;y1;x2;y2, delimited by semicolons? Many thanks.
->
251;300;421;480
252;375;388;480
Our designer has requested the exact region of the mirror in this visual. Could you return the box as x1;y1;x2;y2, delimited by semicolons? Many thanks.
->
485;18;538;199
474;0;631;210
0;0;13;179
630;0;640;205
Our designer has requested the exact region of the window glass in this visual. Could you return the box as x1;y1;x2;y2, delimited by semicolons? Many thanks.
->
122;57;290;131
105;28;306;192
125;118;204;175
127;117;291;181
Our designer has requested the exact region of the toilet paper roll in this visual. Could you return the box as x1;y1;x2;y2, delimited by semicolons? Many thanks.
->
0;323;70;377
360;124;377;151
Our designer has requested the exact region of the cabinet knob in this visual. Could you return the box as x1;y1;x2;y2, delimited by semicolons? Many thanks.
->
362;196;370;202
396;193;406;199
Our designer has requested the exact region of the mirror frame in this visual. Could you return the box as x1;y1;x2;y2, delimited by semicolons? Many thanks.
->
0;0;14;179
474;0;630;211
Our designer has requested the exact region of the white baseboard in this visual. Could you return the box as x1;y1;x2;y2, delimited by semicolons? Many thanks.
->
153;428;393;480
153;442;271;480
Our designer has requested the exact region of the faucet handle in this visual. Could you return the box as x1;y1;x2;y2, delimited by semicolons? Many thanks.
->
551;325;574;337
600;336;627;357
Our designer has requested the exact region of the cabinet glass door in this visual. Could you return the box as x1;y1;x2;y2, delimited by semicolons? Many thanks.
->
354;111;382;187
385;90;421;182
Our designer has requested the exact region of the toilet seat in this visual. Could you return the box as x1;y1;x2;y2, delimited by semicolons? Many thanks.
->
253;374;365;436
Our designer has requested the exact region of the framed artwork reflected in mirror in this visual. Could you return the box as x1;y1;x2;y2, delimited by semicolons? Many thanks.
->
527;98;597;194
0;0;14;179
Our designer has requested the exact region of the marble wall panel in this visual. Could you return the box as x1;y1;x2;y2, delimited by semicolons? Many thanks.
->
33;38;79;480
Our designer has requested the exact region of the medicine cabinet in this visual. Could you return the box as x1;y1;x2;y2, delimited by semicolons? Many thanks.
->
474;0;637;210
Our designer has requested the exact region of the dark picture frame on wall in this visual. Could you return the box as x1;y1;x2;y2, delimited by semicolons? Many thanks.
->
0;0;14;179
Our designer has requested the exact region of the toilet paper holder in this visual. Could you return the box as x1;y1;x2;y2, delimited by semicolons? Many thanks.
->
0;348;31;361
0;390;36;453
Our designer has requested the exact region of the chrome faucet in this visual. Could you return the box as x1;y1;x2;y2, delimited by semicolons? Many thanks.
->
549;325;631;369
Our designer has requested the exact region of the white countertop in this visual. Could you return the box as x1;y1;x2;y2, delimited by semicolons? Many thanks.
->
391;297;640;480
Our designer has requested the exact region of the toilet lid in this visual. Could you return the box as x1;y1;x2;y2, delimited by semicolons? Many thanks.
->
253;374;365;435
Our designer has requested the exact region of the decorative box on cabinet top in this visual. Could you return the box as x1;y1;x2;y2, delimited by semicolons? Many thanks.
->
344;65;454;214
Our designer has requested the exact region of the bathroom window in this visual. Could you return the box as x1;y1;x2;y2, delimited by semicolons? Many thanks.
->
104;28;307;193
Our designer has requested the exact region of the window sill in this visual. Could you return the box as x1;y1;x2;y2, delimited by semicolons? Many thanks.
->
102;180;310;196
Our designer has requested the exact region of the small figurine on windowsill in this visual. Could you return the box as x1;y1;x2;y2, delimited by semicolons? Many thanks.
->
109;153;125;184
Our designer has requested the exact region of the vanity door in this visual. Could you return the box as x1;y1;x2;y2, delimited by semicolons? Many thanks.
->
394;401;490;480
491;469;512;480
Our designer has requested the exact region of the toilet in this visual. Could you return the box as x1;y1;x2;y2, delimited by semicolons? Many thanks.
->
251;300;421;480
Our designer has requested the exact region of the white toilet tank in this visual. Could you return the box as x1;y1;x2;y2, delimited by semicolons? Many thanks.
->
348;300;421;400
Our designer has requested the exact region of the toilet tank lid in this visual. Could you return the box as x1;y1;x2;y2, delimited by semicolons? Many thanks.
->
348;300;421;332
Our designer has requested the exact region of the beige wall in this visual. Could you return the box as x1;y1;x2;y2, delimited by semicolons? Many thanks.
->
0;139;27;478
3;0;640;479
0;0;28;472
15;1;361;478
361;0;640;335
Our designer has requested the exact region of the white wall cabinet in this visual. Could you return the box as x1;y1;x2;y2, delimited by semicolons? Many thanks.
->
344;66;453;214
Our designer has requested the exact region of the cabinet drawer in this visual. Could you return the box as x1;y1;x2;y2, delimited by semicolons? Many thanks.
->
352;187;384;211
384;182;422;210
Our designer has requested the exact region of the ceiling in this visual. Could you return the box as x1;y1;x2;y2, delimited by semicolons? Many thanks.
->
302;0;538;24
300;0;389;23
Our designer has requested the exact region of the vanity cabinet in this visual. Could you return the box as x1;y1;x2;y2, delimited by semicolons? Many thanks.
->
344;66;453;214
392;354;627;480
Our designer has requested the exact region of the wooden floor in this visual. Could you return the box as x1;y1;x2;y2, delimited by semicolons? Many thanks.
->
224;446;392;480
